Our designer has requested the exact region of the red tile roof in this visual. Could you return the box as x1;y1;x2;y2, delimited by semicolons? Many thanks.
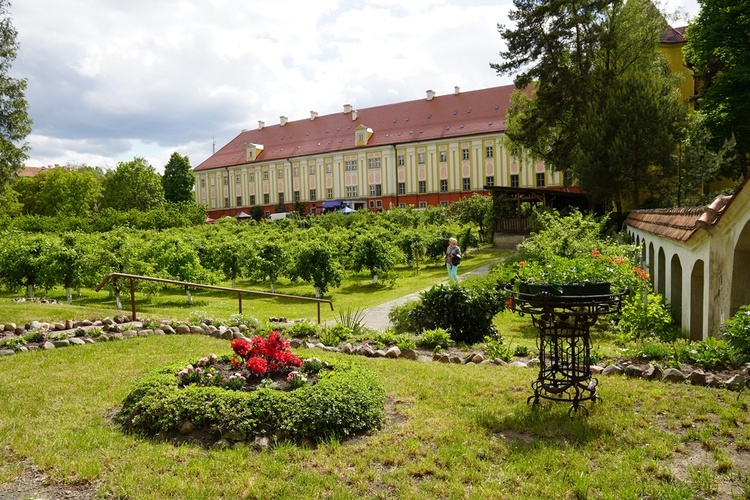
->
660;25;687;44
625;194;734;242
195;85;517;172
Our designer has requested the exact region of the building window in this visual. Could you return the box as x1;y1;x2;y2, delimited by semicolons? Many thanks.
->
263;193;269;204
236;174;241;183
200;179;206;188
278;193;285;204
486;176;495;187
327;188;333;199
510;174;519;187
224;197;230;208
326;163;332;173
418;153;425;164
249;173;255;182
486;146;494;158
536;173;545;187
346;186;358;197
278;170;283;179
369;184;382;196
462;148;470;160
263;171;268;181
439;151;447;163
399;203;406;208
310;189;316;201
309;165;315;175
249;195;256;205
440;201;449;207
376;200;382;208
294;191;300;202
357;132;364;142
398;182;405;195
345;160;357;171
236;195;242;206
293;167;299;177
368;157;381;169
310;207;317;214
397;154;404;166
563;170;573;184
223;177;228;186
440;179;448;192
264;211;270;218
419;181;426;193
463;178;471;191
419;202;427;208
369;200;375;208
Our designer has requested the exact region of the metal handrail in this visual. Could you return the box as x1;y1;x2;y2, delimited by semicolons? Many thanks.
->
95;273;334;323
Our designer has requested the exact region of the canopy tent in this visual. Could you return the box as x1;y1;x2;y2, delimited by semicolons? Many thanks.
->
204;217;215;224
320;200;345;209
235;211;252;219
341;206;356;214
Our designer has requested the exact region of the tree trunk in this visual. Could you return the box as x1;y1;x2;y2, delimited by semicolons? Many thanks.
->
231;277;236;288
270;281;276;293
314;287;322;299
66;287;73;305
26;284;34;299
185;286;193;305
115;291;122;310
371;273;378;285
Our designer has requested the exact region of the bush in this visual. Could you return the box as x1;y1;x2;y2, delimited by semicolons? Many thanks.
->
721;305;750;364
388;300;421;334
483;335;512;362
410;282;506;344
319;323;352;347
417;328;453;350
118;361;385;443
617;291;679;343
688;337;736;370
287;321;320;339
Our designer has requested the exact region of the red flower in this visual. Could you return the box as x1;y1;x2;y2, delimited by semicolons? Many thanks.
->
507;298;515;308
518;261;526;267
591;249;601;259
231;338;252;358
634;267;648;280
246;357;268;376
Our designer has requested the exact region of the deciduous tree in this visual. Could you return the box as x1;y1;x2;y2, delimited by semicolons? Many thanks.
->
162;152;195;203
101;158;164;211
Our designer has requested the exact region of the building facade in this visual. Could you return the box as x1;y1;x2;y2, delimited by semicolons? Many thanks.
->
194;85;565;218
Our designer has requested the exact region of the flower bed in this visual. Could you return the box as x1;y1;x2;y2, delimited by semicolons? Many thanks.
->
117;331;386;447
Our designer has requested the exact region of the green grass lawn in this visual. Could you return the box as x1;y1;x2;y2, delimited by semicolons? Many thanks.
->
1;335;748;498
0;247;509;327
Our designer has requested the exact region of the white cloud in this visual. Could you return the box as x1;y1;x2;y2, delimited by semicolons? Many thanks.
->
11;0;699;172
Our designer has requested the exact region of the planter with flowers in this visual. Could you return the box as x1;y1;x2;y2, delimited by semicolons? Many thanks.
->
117;331;385;446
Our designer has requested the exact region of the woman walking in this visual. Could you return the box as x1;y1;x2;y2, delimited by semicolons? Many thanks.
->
444;237;461;282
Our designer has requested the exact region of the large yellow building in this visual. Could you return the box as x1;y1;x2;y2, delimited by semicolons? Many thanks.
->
194;85;566;218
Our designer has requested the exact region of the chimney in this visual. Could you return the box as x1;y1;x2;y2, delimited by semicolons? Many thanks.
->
351;110;358;121
280;115;288;126
343;103;352;114
454;86;460;95
258;120;265;130
426;89;436;101
241;129;247;133
310;111;318;120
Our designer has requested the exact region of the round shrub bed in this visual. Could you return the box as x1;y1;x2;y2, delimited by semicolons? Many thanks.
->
117;333;386;446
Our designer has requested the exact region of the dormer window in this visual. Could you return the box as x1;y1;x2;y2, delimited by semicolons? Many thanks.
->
246;143;264;162
355;124;373;146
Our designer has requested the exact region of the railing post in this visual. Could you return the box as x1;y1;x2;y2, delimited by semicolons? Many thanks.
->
238;292;243;315
317;303;321;324
129;277;137;321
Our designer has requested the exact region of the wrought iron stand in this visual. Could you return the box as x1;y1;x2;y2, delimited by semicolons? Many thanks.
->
505;284;626;416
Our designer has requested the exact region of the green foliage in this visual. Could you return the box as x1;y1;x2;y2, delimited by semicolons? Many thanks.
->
618;291;679;343
449;193;494;241
15;167;103;217
319;323;351;347
287;321;320;338
411;282;505;344
336;307;366;337
162;152;195;203
483;335;512;362
388;300;421;334
291;242;343;297
349;231;402;285
247;239;292;292
417;328;453;350
118;361;385;443
101;157;164;211
688;337;736;370
0;232;56;296
0;0;31;191
394;334;416;351
721;305;750;364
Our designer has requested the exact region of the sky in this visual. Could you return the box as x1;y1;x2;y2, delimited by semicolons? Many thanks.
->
11;0;700;173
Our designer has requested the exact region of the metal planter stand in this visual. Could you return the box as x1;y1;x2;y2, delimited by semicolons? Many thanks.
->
504;283;627;416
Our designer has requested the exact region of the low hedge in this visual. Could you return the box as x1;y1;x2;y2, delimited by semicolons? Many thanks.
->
118;360;386;443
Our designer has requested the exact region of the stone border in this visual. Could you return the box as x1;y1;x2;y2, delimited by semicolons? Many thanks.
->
2;316;749;392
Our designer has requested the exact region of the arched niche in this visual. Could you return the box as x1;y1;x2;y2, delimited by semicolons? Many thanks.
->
670;254;683;320
657;247;666;296
730;220;750;316
690;260;704;340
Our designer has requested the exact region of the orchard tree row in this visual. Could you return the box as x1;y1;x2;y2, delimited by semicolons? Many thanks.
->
0;206;481;305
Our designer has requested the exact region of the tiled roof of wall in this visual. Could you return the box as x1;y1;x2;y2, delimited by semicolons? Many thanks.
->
660;25;686;44
195;85;516;172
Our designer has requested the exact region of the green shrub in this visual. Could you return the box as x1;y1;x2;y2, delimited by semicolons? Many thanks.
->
370;331;398;349
118;361;385;443
319;323;352;347
410;282;505;344
688;337;736;370
721;305;750;364
336;308;366;336
22;329;47;343
417;328;453;350
287;321;320;338
0;336;26;349
617;291;679;343
388;300;420;334
395;334;417;351
483;335;512;362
